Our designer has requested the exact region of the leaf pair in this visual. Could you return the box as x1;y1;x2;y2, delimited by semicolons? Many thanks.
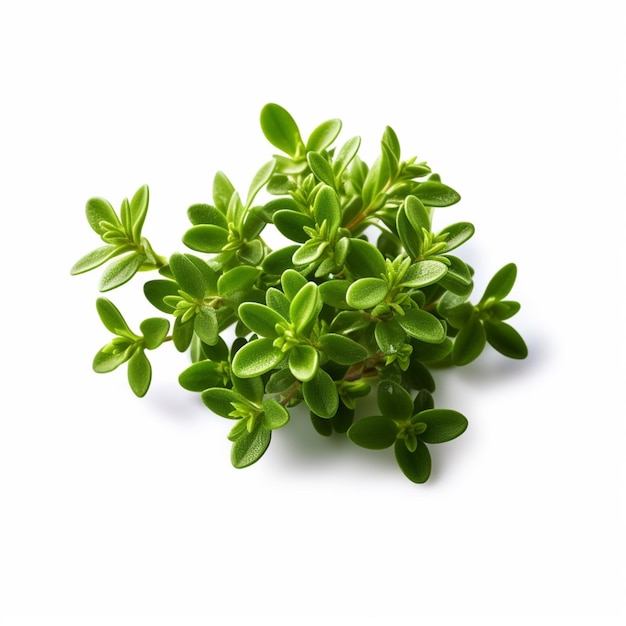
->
348;381;467;483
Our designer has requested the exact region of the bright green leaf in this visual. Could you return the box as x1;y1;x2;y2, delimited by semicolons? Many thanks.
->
99;253;146;292
127;349;151;397
140;317;170;350
95;297;134;337
302;369;338;418
260;103;303;157
238;302;286;338
346;277;388;310
230;421;271;468
288;344;319;382
70;245;127;275
262;398;290;430
397;309;445;344
86;197;120;235
307;152;336;188
231;337;285;378
306;118;342;153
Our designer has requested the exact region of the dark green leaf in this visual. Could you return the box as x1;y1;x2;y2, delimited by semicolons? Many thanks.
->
127;349;151;397
265;368;297;394
485;321;528;359
374;319;406;355
348;415;398;449
231;337;285;378
140;317;170;350
99;253;146;292
452;316;486;365
377;380;414;421
318;280;351;309
311;412;333;436
232;373;265;404
274;210;315;243
230;422;271;468
319;333;368;365
345;238;386;278
306;118;342;152
346;277;388;310
397;309;445;344
418;409;468;444
438;255;473;295
329;311;371;335
396;206;421;259
394;438;431;483
441;302;474;329
490;300;521;321
260;103;303;157
262;245;299;274
413;389;435;414
303;369;338;418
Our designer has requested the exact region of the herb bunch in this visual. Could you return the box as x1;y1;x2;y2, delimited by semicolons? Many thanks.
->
71;103;527;483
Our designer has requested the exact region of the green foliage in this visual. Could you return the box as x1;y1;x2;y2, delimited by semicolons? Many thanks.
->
72;104;528;484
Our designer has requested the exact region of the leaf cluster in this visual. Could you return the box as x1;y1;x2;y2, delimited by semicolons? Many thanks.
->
71;103;528;484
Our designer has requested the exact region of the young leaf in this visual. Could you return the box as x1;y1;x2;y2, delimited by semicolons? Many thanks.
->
440;222;475;252
212;171;235;213
289;282;321;333
70;245;126;275
86;197;120;235
348;415;398;449
130;185;149;242
288;344;319;382
281;268;307;301
307;152;336;188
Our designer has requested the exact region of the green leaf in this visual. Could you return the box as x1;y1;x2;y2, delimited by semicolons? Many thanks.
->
262;245;299;275
480;263;517;303
484;321;528;359
246;159;276;207
238;302;286;338
281;268;307;301
231;337;285;378
307;152;336;188
217;266;262;304
92;344;133;373
401;260;448;288
202;387;247;418
329;311;371;335
288;344;319;382
348;415;398;449
303;369;339;418
397;309;445;344
187;203;229;228
169;253;208;299
413;181;460;207
346;277;388;310
182;224;230;253
310;412;333;436
490;300;521;321
96;297;134;337
262;398;290;430
404;195;431;234
418;409;468;444
260;103;303;157
143;279;180;314
70;245;126;275
361;155;390;209
319;280;351;309
440;222;474;252
413;389;435;414
313;185;341;234
292;240;328;265
140;317;170;349
452;316;486;365
172;316;194;352
394;438;431;483
374;319;406;355
212;171;235;213
265;368;297;394
319;333;368;365
127;349;151;397
306;118;342;153
345;238;386;279
194;306;218;345
130;185;149;242
265;288;291;320
333;136;361;177
377;380;414;421
86;197;120;235
237;240;264;265
289;282;321;333
232;373;265;404
274;210;315;243
230;421;271;468
396;206;421;259
179;360;224;392
438;255;473;295
99;253;146;292
441;302;474;329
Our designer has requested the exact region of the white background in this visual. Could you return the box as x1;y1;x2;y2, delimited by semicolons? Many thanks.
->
1;1;625;624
